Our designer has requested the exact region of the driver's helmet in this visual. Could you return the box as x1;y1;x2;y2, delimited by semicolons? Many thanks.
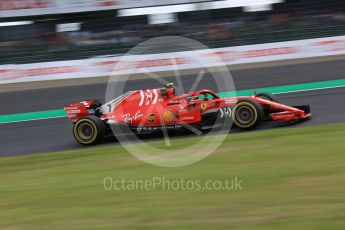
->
165;83;174;88
165;83;175;97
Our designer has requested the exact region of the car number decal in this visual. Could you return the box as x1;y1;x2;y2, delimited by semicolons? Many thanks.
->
139;89;159;106
219;107;232;118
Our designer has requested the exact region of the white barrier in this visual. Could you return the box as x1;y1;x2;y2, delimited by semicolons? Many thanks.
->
0;0;206;17
1;36;345;84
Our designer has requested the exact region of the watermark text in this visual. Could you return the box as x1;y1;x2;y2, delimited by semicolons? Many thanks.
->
103;176;243;192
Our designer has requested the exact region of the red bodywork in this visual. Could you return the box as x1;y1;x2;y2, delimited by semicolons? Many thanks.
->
236;96;311;122
65;87;311;128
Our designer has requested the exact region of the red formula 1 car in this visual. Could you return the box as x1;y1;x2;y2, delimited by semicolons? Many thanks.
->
65;83;311;145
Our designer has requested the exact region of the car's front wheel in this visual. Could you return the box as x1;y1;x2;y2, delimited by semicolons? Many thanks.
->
73;115;105;145
232;99;264;130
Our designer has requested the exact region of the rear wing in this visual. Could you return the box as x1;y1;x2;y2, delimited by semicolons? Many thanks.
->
64;100;102;122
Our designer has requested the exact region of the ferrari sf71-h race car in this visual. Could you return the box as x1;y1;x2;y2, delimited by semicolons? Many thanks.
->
65;84;311;145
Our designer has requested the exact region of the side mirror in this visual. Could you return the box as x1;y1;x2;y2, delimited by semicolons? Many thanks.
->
187;102;196;111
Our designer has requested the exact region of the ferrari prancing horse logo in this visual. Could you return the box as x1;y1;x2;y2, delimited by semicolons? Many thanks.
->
201;103;207;110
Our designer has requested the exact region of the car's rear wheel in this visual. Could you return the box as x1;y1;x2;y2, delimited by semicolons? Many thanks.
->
73;115;105;145
257;92;279;103
232;99;264;130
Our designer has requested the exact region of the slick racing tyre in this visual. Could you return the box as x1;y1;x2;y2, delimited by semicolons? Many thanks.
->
232;99;264;130
257;92;279;103
73;115;105;145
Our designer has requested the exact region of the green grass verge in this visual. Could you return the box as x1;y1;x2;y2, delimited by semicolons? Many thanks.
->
1;124;345;229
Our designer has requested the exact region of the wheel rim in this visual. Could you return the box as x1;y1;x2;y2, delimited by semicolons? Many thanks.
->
78;123;94;140
236;106;254;124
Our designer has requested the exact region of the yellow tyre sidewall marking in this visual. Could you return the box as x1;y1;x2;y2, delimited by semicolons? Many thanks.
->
73;118;98;144
232;102;258;128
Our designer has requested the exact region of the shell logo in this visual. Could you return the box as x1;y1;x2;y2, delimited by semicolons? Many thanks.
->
161;110;175;123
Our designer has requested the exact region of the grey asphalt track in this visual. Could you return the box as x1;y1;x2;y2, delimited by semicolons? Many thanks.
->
1;59;345;156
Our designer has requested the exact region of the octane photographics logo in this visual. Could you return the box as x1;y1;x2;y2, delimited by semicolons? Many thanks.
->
106;36;236;167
